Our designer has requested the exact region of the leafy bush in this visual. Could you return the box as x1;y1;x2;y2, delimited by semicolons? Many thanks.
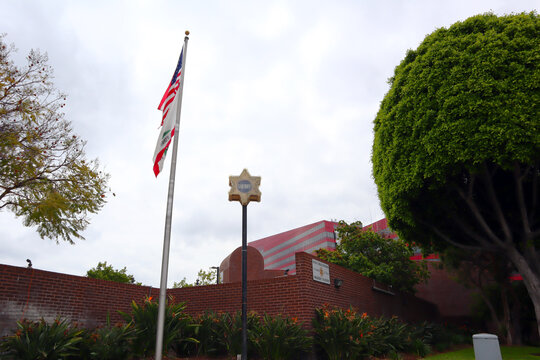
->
312;305;439;359
427;322;472;352
211;311;259;357
365;316;411;356
0;318;83;360
251;314;312;360
119;295;197;357
184;311;260;357
191;311;227;356
410;337;431;358
0;307;471;359
85;320;137;360
172;313;201;357
192;311;309;359
312;305;371;359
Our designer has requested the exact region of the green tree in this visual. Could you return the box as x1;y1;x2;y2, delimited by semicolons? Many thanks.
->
0;35;109;243
173;268;217;288
372;13;540;335
86;261;140;285
316;221;429;293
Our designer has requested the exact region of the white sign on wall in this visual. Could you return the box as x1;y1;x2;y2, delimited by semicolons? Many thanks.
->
312;259;330;284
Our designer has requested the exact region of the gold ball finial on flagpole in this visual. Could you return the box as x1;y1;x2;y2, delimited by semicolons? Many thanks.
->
185;30;190;36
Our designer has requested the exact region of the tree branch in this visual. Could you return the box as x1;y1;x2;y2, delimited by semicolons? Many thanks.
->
452;213;499;250
456;178;505;247
531;164;538;225
513;162;532;236
0;200;17;210
423;220;485;251
513;163;540;274
0;172;69;203
482;162;512;242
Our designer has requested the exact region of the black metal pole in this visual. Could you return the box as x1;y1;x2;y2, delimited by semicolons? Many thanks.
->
241;204;248;360
211;266;220;284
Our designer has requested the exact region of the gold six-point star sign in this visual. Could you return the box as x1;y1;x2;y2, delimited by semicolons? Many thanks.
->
229;169;261;206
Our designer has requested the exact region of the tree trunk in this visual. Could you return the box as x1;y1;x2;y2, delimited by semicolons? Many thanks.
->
478;288;505;341
506;246;540;341
511;291;524;346
501;286;513;345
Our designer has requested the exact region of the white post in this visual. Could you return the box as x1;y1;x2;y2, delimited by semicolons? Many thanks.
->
472;333;503;360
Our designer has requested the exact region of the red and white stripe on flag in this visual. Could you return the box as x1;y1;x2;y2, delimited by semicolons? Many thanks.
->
153;47;184;177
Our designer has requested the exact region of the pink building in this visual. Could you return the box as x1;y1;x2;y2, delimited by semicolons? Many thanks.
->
217;218;475;323
219;218;443;283
245;218;439;278
248;220;339;275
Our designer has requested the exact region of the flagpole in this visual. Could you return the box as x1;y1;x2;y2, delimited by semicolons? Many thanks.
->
155;31;189;360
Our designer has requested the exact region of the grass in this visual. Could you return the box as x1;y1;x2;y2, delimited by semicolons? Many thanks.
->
423;346;540;360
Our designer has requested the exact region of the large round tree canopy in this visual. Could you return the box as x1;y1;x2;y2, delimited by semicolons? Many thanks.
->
372;12;539;249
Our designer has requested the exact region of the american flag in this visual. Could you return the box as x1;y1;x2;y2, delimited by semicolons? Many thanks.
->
153;46;185;177
158;48;184;125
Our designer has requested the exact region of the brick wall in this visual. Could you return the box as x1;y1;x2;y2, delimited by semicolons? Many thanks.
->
0;265;158;335
1;252;442;336
415;262;476;322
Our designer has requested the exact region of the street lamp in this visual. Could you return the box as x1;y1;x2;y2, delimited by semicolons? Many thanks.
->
229;169;261;360
211;266;220;284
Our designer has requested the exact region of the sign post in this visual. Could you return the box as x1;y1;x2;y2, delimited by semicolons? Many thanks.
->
229;169;261;360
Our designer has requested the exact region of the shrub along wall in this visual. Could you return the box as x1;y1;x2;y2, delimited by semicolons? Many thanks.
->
0;252;439;336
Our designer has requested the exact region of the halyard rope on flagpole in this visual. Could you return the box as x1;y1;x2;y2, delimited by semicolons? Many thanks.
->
155;30;189;360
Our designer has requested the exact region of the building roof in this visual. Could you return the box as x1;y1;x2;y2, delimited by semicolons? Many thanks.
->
248;220;338;274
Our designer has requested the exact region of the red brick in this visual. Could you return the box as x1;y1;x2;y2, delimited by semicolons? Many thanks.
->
1;254;448;336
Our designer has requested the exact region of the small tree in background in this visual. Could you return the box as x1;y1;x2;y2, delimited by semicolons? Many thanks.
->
316;221;429;293
86;261;140;285
0;34;109;243
173;268;217;288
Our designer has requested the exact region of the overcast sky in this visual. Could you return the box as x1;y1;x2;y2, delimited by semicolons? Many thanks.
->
0;1;537;287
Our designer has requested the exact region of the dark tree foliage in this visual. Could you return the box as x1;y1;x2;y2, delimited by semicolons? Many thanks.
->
372;13;540;335
441;248;525;344
0;35;109;243
316;221;429;293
